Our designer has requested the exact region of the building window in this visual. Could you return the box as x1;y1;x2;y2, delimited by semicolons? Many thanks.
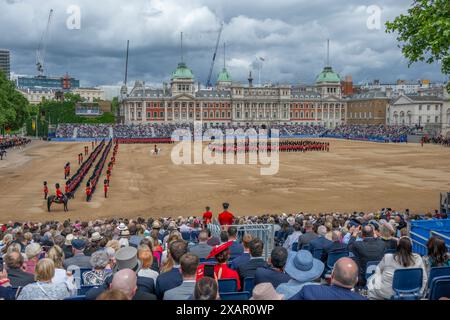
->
153;112;157;117
147;112;151;118
427;105;430;111
419;105;422;111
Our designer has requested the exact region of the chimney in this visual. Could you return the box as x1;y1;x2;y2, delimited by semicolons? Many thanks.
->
248;71;253;87
386;87;393;98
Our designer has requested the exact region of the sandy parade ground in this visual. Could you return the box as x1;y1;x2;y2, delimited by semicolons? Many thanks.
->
0;138;449;223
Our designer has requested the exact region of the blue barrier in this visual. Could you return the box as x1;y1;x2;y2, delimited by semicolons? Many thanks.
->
410;219;450;255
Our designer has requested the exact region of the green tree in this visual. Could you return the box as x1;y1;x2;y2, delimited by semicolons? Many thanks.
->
386;0;450;91
0;70;30;133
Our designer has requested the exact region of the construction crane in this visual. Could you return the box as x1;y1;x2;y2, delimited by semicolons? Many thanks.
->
36;9;54;76
206;22;223;88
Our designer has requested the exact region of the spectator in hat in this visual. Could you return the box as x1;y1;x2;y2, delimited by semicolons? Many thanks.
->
155;240;188;299
63;239;91;269
227;226;244;257
276;250;324;299
251;283;284;300
290;257;366;300
308;225;333;262
24;243;42;274
196;241;241;290
193;276;218;300
85;232;104;256
237;238;268;284
218;202;235;226
62;234;74;259
4;251;35;287
348;224;386;287
283;223;302;251
188;230;213;260
110;269;156;300
255;247;291;288
164;253;199;300
297;221;318;249
230;234;253;270
82;251;111;285
17;258;72;300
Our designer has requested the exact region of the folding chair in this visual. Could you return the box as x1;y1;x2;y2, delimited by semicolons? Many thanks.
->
243;277;255;294
391;268;423;300
429;276;450;300
365;261;380;280
218;279;238;293
64;295;86;300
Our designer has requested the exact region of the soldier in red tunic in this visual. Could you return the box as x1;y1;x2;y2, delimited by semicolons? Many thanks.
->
55;183;64;201
85;181;92;201
64;162;71;179
104;179;109;198
43;181;48;199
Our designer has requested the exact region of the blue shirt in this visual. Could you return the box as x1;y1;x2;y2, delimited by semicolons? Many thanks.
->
289;284;367;300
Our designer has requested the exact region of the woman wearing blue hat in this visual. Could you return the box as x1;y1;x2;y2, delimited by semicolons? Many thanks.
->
276;250;324;299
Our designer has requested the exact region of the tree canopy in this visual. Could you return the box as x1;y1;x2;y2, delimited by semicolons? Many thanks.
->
386;0;450;91
0;70;31;131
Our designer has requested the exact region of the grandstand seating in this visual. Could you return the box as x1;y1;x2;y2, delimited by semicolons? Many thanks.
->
243;277;255;294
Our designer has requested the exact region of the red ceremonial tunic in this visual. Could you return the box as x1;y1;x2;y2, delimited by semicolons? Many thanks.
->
203;211;213;225
56;188;63;198
218;211;234;226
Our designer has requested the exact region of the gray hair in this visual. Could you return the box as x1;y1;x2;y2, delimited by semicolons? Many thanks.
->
318;225;327;236
90;251;109;269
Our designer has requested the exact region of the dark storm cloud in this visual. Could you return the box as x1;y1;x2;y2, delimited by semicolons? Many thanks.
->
0;0;445;88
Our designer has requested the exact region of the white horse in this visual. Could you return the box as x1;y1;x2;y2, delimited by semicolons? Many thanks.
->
151;147;161;155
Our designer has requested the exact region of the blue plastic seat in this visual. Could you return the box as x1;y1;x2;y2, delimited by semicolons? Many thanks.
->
326;250;349;270
220;291;250;300
365;261;380;280
243;277;255;294
429;276;450;300
64;295;86;300
391;268;423;300
218;279;238;293
428;266;450;290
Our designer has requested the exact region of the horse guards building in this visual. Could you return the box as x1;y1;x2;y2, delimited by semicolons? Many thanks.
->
119;58;346;128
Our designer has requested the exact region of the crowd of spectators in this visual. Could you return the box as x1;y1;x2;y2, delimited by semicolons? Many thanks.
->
0;206;448;301
54;123;420;142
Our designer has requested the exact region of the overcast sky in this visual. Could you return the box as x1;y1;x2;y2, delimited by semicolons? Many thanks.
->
1;0;447;87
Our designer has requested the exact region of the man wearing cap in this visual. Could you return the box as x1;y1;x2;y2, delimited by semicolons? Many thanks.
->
218;203;235;226
63;239;92;269
85;232;104;256
196;241;241;290
62;234;74;259
276;250;324;299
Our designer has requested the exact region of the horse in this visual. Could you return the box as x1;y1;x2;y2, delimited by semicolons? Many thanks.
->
0;149;6;160
47;194;69;212
151;147;161;156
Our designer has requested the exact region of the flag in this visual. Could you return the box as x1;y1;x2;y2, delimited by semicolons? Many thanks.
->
259;57;265;61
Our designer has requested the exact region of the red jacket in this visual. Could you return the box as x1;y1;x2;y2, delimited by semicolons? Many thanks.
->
218;211;234;226
196;263;241;290
203;211;213;224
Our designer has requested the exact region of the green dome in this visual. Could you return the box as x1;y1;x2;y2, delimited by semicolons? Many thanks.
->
217;67;232;82
172;62;194;79
316;66;341;83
